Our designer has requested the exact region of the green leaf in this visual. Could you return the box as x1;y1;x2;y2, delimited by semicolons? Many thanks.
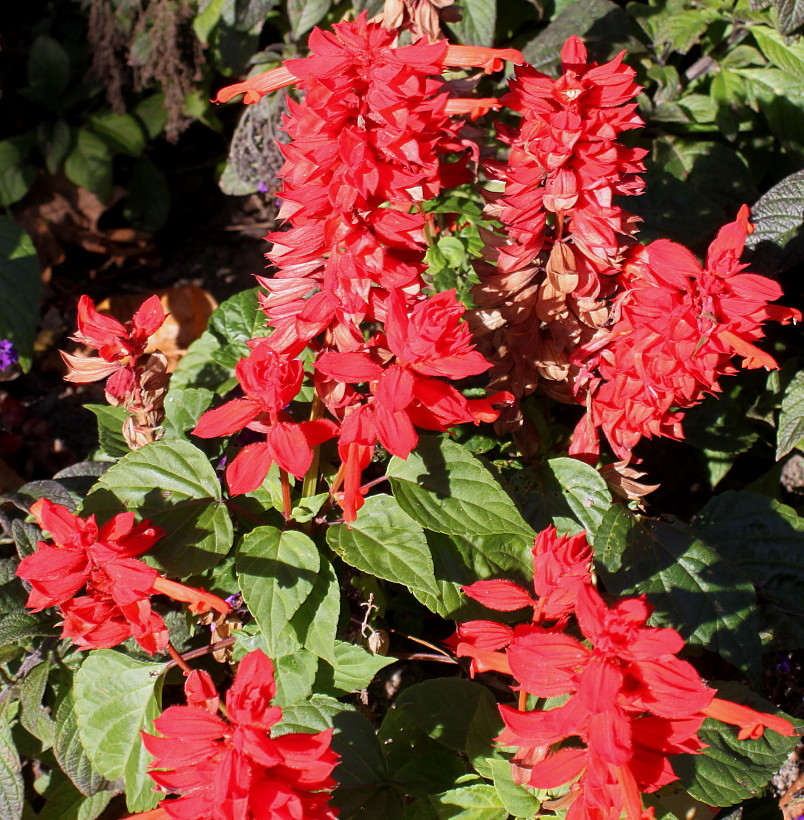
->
753;25;804;78
594;506;762;680
36;777;112;820
388;436;534;542
327;495;439;603
521;0;634;71
394;679;503;775
320;640;396;694
207;288;270;369
133;94;168;140
40;120;74;175
0;705;23;820
54;693;109;797
692;491;804;646
272;650;318;707
745;169;804;276
289;556;340;663
0;610;54;647
85;404;129;460
777;370;804;459
774;0;804;35
162;387;215;440
0;141;35;207
446;0;496;46
236;526;319;656
169;330;229;392
0;216;41;371
287;0;332;39
673;682;799;805
275;694;352;736
26;35;70;106
511;457;612;536
64;130;113;204
73;651;166;812
194;0;226;43
124;158;171;233
430;782;508;820
11;521;39;560
19;659;54;749
86;112;147;158
486;758;542;818
83;440;233;575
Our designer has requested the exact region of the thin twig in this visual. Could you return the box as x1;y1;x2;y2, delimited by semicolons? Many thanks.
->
164;637;237;671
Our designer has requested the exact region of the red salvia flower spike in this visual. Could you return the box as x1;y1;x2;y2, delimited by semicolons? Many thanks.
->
701;697;795;740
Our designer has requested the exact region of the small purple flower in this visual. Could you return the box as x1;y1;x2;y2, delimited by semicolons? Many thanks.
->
257;181;269;193
0;340;18;370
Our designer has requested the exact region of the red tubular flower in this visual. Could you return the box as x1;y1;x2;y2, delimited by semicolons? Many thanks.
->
142;651;339;820
16;500;228;655
454;525;795;818
570;205;802;462
62;295;166;399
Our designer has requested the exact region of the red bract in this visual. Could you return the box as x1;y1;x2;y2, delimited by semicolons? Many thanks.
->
16;500;228;655
454;526;795;819
62;295;166;399
193;339;338;494
570;205;802;462
141;651;339;820
470;36;646;432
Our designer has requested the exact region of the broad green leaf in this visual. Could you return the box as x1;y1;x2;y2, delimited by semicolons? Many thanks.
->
169;330;229;392
430;782;508;820
207;288;270;369
74;651;166;812
194;0;226;43
0;610;54;647
745;168;804;276
319;640;395;694
40;119;72;175
84;440;233;575
275;694;353;736
0;216;41;371
753;25;804;78
85;404;129;460
19;659;54;748
521;0;634;70
287;0;332;39
777;371;804;459
446;0;496;46
54;693;109;797
327;495;439;604
653;137;756;210
236;526;319;656
133;94;168;140
26;35;70;106
388;436;534;541
0;705;23;820
272;651;318;707
692;491;804;646
594;506;761;680
290;556;340;663
511;457;611;536
673;682;799;805
87;112;147;157
64;130;113;204
0;141;35;207
36;777;112;820
486;758;542;818
379;708;467;798
162;387;215;440
774;0;804;35
393;679;504;775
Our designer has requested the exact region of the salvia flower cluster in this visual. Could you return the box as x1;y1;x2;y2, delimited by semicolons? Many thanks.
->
194;14;521;520
16;500;228;654
131;651;339;820
455;526;795;820
62;295;173;449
